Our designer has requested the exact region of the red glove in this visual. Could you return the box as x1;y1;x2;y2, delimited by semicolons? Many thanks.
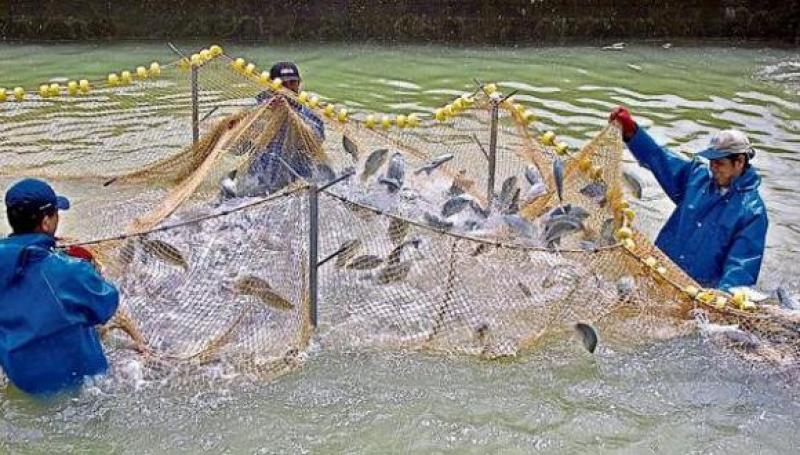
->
609;106;637;141
65;245;95;262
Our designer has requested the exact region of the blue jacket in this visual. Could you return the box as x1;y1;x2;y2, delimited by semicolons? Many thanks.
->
249;91;326;193
626;128;768;291
0;233;119;394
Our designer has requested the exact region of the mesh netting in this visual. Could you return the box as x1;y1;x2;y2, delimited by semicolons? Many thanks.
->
2;47;799;386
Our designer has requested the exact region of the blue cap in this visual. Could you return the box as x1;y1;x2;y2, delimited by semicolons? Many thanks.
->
696;148;737;161
5;178;70;214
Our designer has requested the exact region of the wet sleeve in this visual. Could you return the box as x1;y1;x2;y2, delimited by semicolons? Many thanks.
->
626;128;693;205
58;260;120;326
717;211;769;292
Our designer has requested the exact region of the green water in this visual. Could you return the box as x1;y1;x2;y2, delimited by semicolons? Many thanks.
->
1;42;800;454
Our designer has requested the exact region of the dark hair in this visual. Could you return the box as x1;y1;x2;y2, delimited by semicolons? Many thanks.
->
7;206;56;234
721;153;750;169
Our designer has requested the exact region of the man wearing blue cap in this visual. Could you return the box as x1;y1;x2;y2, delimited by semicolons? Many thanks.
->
225;61;327;197
609;107;768;292
0;179;119;395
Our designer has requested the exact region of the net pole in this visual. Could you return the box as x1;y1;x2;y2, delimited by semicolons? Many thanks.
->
487;101;499;208
308;184;319;328
191;66;199;145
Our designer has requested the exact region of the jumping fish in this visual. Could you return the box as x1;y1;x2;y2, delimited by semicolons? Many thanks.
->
361;148;390;182
334;239;362;268
388;217;410;245
234;275;294;311
141;239;189;272
342;135;359;161
622;170;644;200
347;255;384;270
575;323;599;353
553;156;565;204
379;152;405;192
414;153;454;175
376;261;412;285
441;196;472;218
424;212;454;230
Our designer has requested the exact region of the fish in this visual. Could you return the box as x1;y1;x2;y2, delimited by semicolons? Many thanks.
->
503;214;536;238
470;243;489;257
506;187;521;214
575;323;599;353
414;153;454;175
220;169;238;198
553;156;565;204
579;241;597;252
334;239;362;268
525;165;543;186
360;148;390;182
388;217;410;245
722;329;760;350
622;170;644;199
315;163;336;183
424;212;454;230
579;181;607;205
448;170;475;197
518;282;532;298
548;203;590;222
379;152;405;192
776;287;800;310
441;196;472;218
342;135;359;161
376;261;412;285
387;238;421;266
234;275;294;311
141;239;189;271
602;42;626;51
117;239;137;266
616;275;636;298
347;255;384;270
468;200;490;218
497;176;519;211
544;217;584;247
522;182;547;203
599;218;616;246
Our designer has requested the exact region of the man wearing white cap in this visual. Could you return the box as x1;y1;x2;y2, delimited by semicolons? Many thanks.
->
609;106;768;292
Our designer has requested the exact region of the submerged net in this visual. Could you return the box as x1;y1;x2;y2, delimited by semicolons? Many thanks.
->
1;47;798;386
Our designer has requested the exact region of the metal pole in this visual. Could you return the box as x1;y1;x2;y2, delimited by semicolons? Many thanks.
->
487;101;499;208
191;66;199;145
308;184;319;328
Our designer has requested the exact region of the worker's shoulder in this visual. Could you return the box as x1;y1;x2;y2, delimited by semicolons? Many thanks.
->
741;189;768;219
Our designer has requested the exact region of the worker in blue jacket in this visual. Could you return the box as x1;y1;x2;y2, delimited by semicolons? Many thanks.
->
609;107;768;292
0;179;119;395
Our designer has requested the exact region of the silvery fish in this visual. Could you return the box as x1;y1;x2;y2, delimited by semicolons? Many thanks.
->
544;217;584;247
518;282;532;298
342;135;359;161
414;153;454;175
388;217;410;245
220;169;238;198
553;156;565;204
334;239;362;268
497;176;519;211
376;261;412;285
549;204;590;222
469;200;490;218
361;148;390;182
142;239;189;272
234;275;294;311
525;165;543;186
387;238;421;266
347;255;384;270
379;152;405;192
776;287;800;310
722;329;760;350
579;181;607;205
424;212;454;230
441;196;471;218
522;182;547;203
622;170;644;200
575;323;598;353
503;214;536;238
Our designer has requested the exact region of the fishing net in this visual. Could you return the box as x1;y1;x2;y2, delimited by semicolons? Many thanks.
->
1;47;798;386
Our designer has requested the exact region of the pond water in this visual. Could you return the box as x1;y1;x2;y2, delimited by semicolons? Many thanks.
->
0;42;799;454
